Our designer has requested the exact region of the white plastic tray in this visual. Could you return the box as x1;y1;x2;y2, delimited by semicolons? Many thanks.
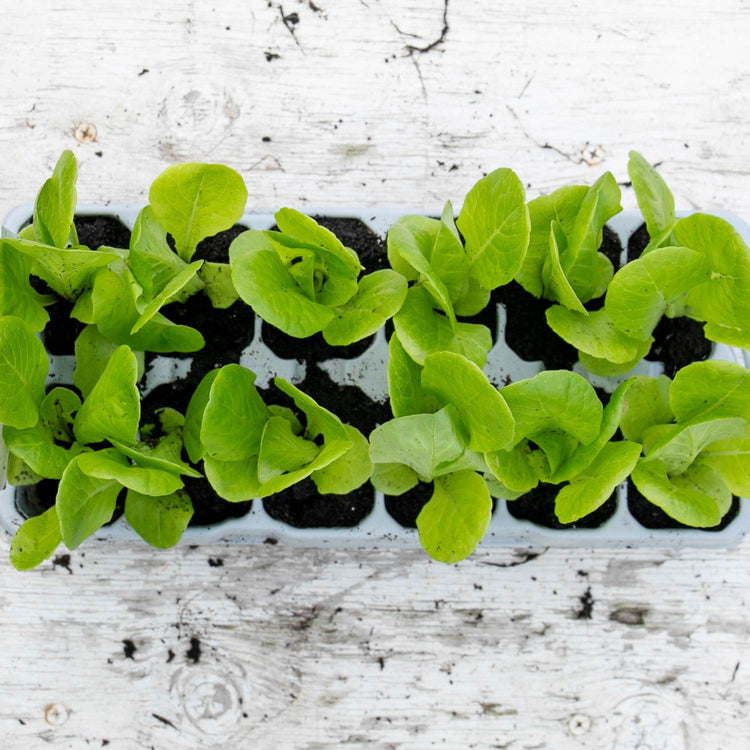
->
1;204;748;549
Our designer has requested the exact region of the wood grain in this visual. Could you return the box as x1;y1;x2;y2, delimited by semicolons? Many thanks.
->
1;1;750;747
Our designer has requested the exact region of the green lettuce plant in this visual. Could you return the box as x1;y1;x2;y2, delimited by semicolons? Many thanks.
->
183;364;372;501
387;169;530;368
546;152;750;374
622;360;750;526
229;209;407;345
515;171;622;311
2;322;199;570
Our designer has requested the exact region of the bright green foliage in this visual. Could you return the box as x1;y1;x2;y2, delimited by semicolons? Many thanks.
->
32;150;78;249
674;214;750;347
7;238;120;301
456;168;530;289
626;362;750;526
393;285;491;367
90;267;204;353
73;345;140;445
183;366;368;502
627;151;676;253
555;441;641;524
484;371;638;524
9;507;62;571
416;471;492;563
0;241;52;331
388;185;524;368
124;489;194;549
148;162;248;262
230;209;406;344
420;351;514;452
517;172;621;306
0;316;49;429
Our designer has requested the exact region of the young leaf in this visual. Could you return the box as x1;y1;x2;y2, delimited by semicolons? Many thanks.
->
32;150;77;249
386;215;457;320
0;241;51;331
257;416;321;483
127;206;204;301
124;489;194;549
198;262;239;309
3;423;79;479
421;351;514;452
201;365;269;460
620;375;673;443
551;379;634;483
500;370;602;446
130;260;203;333
627;151;676;252
323;270;407;345
0;316;49;429
369;406;466;481
484;441;548;494
312;424;373;495
541;220;587;313
203;455;261;502
387;333;435;418
274;378;351;445
370;463;420;495
183;369;220;463
416;470;492;563
91;268;204;353
73;345;140;445
230;231;335;337
517;185;589;298
605;246;711;340
563;172;622;271
109;438;202;479
7;239;120;301
700;437;750;498
56;455;121;549
555;441;641;524
669;360;750;424
457;168;530;289
78;448;184;496
74;325;144;400
148;163;248;261
546;306;650;364
644;417;747;476
631;458;730;527
394;286;492;367
9;506;62;571
675;214;750;335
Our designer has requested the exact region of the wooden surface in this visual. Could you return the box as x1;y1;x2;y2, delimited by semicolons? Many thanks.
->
1;1;749;748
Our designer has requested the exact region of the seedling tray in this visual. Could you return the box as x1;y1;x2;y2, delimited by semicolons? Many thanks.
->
1;205;748;550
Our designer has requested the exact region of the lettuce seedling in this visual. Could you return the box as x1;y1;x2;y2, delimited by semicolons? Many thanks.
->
183;364;372;501
516;171;622;311
230;209;407;344
622;361;750;526
484;371;641;524
371;350;515;562
6;344;200;570
388;169;529;366
550;153;750;372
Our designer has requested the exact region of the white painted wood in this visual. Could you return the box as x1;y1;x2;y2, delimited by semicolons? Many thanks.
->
1;1;750;747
